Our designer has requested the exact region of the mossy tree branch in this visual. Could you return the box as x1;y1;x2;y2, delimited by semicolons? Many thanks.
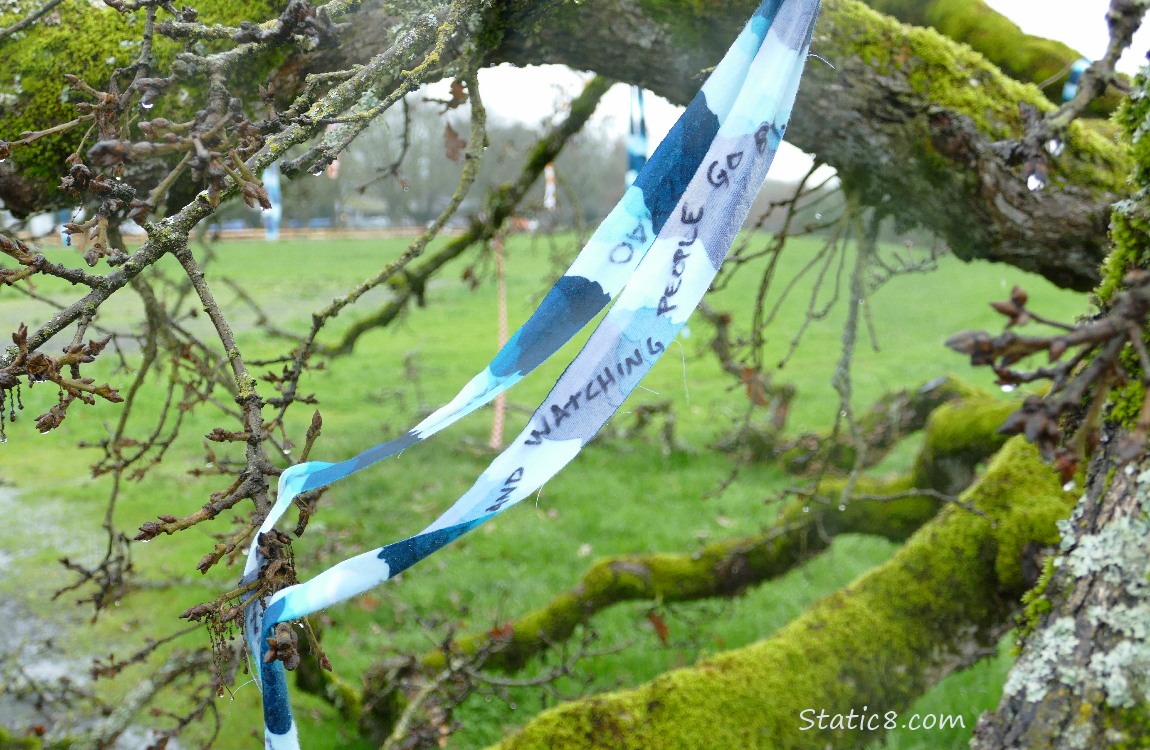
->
487;437;1077;750
972;437;1150;748
773;375;985;476
3;0;1130;292
429;479;934;675
428;396;1016;673
484;0;1128;291
861;0;1124;112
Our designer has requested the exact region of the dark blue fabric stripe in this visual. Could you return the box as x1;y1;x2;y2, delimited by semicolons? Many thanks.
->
634;95;719;234
490;276;610;377
378;519;482;577
635;0;785;232
261;643;293;735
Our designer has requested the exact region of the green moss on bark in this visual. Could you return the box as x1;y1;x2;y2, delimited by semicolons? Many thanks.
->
0;727;40;750
1095;66;1150;432
0;0;282;197
777;375;985;474
416;393;1007;680
827;0;1126;195
1098;67;1150;306
489;438;1075;750
911;397;1016;492
864;0;1120;112
1017;554;1056;641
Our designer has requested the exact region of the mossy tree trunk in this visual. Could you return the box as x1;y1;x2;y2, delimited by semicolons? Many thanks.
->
970;438;1150;749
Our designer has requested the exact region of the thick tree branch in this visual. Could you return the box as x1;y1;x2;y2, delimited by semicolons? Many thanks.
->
972;437;1150;748
0;0;65;41
483;0;1128;291
969;33;1150;750
863;0;1125;112
489;438;1076;750
2;1;1128;292
427;395;1015;672
344;395;1018;744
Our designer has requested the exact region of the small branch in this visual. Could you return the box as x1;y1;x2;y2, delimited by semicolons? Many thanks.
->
787;487;986;519
947;271;1150;478
830;205;883;504
420;478;945;676
0;0;66;41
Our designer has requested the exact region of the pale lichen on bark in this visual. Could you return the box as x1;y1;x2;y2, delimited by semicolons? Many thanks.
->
972;455;1150;749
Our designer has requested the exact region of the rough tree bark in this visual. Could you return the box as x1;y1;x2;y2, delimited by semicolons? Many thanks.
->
967;47;1150;750
487;0;1128;291
971;438;1150;749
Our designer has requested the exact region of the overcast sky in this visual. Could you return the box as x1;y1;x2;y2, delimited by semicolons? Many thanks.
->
433;1;1150;181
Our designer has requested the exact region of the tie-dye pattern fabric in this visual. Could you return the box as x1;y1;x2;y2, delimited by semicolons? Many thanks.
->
246;1;821;746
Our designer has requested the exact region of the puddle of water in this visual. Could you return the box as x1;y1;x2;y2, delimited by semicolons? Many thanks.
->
0;484;184;748
0;485;86;738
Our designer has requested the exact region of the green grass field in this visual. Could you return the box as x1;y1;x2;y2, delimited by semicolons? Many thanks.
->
0;232;1088;748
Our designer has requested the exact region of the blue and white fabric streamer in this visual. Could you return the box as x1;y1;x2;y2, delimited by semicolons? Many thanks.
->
262;163;283;241
1062;57;1091;102
625;85;648;188
243;1;821;746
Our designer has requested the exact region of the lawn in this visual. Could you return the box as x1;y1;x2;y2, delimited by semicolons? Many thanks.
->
0;230;1087;748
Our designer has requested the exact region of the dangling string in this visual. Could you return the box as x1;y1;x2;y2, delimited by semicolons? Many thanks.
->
489;233;509;449
626;86;648;188
245;2;822;746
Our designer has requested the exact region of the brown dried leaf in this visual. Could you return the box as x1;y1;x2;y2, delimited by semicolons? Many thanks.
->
444;123;466;164
647;611;670;645
991;300;1021;319
35;401;69;432
448;80;468;108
